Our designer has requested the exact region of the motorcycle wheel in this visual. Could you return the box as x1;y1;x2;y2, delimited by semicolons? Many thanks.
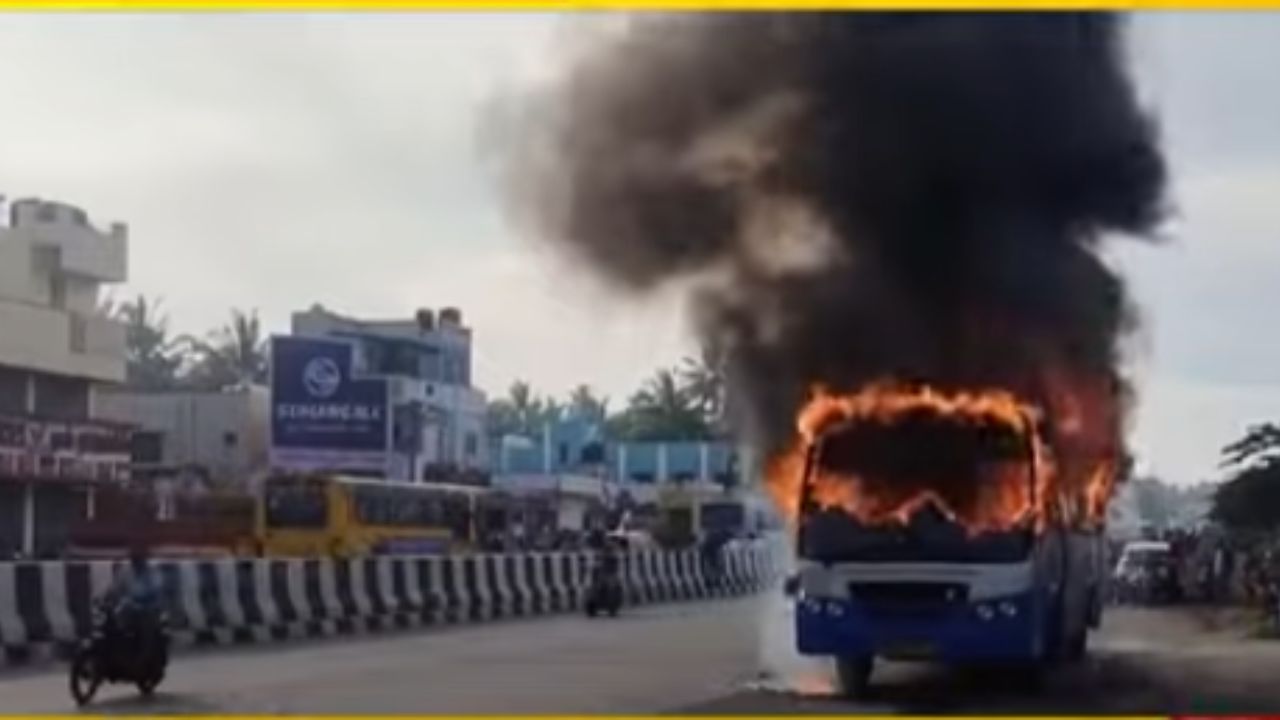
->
137;638;168;697
69;648;102;707
137;670;164;697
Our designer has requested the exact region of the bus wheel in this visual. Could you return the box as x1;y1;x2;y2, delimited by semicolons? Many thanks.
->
1064;627;1088;662
1009;661;1047;694
834;656;873;700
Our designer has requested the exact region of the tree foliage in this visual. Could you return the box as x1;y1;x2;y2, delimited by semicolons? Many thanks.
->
1213;423;1280;532
485;380;567;439
486;353;727;444
109;294;183;391
109;299;268;393
181;308;268;391
608;368;711;442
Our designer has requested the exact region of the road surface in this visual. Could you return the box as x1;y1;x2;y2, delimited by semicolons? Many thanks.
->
1;598;763;714
3;596;1279;714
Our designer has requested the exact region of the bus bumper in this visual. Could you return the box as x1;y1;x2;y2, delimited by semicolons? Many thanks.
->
794;590;1042;662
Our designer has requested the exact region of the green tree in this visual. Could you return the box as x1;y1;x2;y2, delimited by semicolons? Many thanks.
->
183;308;268;390
540;397;564;426
678;347;725;430
1212;423;1280;532
486;398;521;439
612;368;710;441
1220;422;1280;470
568;384;608;422
1212;461;1280;532
486;380;559;438
111;294;184;391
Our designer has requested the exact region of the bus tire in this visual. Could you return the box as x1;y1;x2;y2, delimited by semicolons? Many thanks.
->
1065;627;1088;662
1087;586;1103;628
1042;598;1066;663
1010;661;1047;694
835;656;873;700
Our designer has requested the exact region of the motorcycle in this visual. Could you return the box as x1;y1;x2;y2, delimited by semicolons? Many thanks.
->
68;597;170;706
584;553;623;618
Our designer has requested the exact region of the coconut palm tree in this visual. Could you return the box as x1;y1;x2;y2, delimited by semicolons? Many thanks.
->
568;384;608;422
111;294;183;391
183;308;268;390
678;345;726;428
617;368;710;441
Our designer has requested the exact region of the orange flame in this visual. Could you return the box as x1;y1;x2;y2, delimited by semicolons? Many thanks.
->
766;380;1118;535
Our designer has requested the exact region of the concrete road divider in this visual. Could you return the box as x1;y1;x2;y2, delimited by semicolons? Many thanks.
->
0;541;784;670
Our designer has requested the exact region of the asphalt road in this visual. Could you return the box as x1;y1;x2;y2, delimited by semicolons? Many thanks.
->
687;604;1280;715
0;597;764;714
3;596;1279;714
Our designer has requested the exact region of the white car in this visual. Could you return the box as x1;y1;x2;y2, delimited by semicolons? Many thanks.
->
1113;540;1174;603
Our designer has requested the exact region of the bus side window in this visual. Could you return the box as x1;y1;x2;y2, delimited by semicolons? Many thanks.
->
424;496;443;526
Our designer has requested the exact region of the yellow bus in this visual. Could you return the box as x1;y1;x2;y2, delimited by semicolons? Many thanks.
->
255;473;498;558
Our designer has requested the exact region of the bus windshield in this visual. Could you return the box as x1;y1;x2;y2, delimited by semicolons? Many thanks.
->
799;507;1032;563
798;411;1036;564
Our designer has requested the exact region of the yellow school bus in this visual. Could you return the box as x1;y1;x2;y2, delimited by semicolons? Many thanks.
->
255;473;495;558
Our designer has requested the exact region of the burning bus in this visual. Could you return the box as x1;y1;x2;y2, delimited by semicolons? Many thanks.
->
773;384;1105;696
503;8;1167;701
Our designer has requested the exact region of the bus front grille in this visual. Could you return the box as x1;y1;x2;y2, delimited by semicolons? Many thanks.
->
848;581;968;612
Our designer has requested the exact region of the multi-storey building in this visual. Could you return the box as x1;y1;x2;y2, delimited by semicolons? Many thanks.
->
0;198;130;557
269;304;488;483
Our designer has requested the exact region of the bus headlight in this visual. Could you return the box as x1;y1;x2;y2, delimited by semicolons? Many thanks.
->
975;603;995;621
826;601;845;618
803;598;824;615
997;600;1019;618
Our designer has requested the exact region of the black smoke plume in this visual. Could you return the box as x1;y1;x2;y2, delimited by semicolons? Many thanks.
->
503;13;1166;459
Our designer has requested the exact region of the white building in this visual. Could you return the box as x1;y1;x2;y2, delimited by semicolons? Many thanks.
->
96;386;270;490
287;305;489;482
0;197;130;557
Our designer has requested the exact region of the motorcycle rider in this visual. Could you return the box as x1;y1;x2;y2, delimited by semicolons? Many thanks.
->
101;545;165;661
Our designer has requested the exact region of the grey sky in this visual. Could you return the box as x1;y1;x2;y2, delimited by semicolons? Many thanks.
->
0;13;1274;487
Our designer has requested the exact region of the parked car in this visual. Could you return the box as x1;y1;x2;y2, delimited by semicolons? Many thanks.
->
1113;540;1178;604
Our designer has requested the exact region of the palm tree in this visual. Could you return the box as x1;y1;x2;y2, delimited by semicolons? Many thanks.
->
184;308;268;390
633;369;685;415
620;368;710;441
568;384;608;422
111;294;183;391
678;346;725;428
507;381;542;434
540;398;564;426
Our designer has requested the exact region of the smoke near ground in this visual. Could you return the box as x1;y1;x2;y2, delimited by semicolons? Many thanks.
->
501;12;1167;463
754;536;834;696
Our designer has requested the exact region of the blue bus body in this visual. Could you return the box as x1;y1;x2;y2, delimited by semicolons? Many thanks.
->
793;530;1104;667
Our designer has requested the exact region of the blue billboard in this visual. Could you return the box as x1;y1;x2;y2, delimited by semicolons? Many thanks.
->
269;336;389;472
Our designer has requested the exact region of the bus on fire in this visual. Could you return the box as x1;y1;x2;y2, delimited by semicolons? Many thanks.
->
783;385;1106;698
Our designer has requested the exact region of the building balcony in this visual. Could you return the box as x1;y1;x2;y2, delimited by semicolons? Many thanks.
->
0;301;125;382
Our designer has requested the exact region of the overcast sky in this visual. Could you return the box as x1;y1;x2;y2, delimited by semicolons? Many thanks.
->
0;13;1275;487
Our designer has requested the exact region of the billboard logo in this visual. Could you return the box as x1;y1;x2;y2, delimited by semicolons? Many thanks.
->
303;357;342;399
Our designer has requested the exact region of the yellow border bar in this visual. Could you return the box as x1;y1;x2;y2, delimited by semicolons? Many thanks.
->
0;0;1272;9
